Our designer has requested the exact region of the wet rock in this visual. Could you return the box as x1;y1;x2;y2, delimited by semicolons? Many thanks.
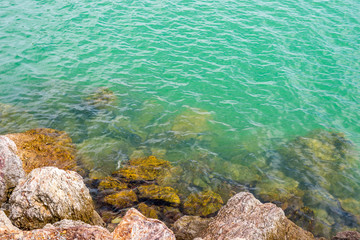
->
332;231;360;240
9;167;98;230
114;156;171;182
199;192;315;240
183;190;223;217
6;128;77;173
112;208;176;240
137;202;159;219
84;87;117;110
98;177;128;192
137;184;180;206
103;189;138;209
0;219;112;240
173;215;212;240
0;136;25;204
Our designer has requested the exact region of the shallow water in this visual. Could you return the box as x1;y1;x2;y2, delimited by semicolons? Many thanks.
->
1;0;360;237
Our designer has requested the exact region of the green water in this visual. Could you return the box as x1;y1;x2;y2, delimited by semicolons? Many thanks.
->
1;0;360;237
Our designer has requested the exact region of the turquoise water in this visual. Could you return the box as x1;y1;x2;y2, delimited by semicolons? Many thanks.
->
1;0;360;237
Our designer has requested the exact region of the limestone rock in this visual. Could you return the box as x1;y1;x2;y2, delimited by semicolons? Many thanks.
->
103;190;138;209
6;128;77;173
183;190;223;217
0;136;25;204
332;231;360;240
173;215;212;240
200;192;315;240
137;184;180;206
112;208;176;240
9;167;96;230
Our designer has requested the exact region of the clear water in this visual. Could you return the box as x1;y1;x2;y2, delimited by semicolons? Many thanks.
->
1;0;360;237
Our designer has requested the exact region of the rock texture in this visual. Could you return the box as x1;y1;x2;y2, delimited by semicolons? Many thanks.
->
9;167;99;230
199;192;315;240
173;215;212;240
0;136;25;204
0;210;20;233
112;208;176;240
6;128;78;173
332;231;360;240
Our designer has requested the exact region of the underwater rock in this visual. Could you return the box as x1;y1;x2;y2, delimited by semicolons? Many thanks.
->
171;107;212;140
332;231;360;240
114;156;171;182
103;189;138;209
9;167;98;230
98;177;128;192
218;161;261;184
84;87;117;110
112;208;176;240
132;99;164;129
137;184;180;206
183;190;223;217
172;215;212;240
199;192;315;240
6;128;77;173
137;203;159;219
0;136;25;204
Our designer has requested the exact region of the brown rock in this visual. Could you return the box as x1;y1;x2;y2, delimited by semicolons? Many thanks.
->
112;208;176;240
332;231;360;240
137;184;180;206
98;177;128;192
6;128;77;173
173;215;212;240
183;190;223;217
137;203;159;219
200;192;315;240
104;190;138;209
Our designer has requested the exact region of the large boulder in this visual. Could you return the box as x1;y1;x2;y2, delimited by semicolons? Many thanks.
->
0;210;20;234
0;136;25;204
9;167;101;230
199;192;315;240
112;208;176;240
6;128;78;173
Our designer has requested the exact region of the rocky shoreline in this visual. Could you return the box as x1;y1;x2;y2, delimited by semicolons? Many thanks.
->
0;131;359;239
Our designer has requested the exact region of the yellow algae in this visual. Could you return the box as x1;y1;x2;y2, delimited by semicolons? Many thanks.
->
183;190;223;217
103;190;137;209
137;184;180;206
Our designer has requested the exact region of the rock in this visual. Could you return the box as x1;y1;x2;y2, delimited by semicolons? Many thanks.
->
0;219;112;240
84;87;117;110
183;190;223;217
173;215;212;240
137;203;159;219
114;156;171;182
111;208;176;240
98;177;128;192
6;128;77;173
9;167;98;230
137;184;180;206
200;192;315;240
103;189;138;209
0;136;25;204
0;210;20;233
332;231;360;240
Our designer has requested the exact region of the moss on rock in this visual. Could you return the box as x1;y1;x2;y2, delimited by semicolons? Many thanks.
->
137;184;180;206
103;189;138;209
183;190;223;217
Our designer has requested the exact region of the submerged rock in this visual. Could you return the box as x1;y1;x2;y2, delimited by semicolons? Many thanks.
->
183;190;223;217
332;231;360;240
84;87;117;110
137;203;159;219
112;208;176;240
137;184;180;206
103;189;138;209
9;167;99;230
0;136;25;204
6;128;77;173
98;177;128;192
173;215;212;240
199;192;315;240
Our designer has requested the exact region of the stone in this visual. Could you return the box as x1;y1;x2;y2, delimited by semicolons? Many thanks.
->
98;177;128;192
0;210;20;233
173;215;212;240
103;189;138;209
0;219;112;240
112;208;176;240
332;231;360;240
199;192;315;240
183;190;223;217
114;156;171;182
6;128;77;173
0;136;25;204
137;203;159;219
9;167;97;230
84;87;117;110
137;184;180;206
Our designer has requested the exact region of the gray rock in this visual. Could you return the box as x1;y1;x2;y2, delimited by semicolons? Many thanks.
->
0;210;20;233
200;192;315;240
9;167;97;230
173;215;212;240
0;136;25;204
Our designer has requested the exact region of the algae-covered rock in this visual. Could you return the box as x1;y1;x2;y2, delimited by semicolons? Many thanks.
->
183;190;223;217
137;184;180;206
137;203;159;219
103;190;137;209
6;128;78;173
171;107;212;140
173;215;212;240
132;99;164;129
114;156;171;182
9;167;97;230
84;87;117;110
98;177;128;192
